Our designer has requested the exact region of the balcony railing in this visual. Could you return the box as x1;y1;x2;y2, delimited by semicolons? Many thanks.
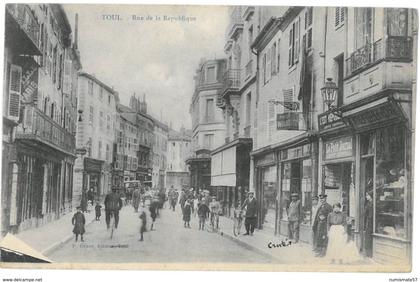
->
276;112;312;131
245;59;253;81
346;36;413;76
15;106;76;155
222;69;241;95
6;4;40;51
216;93;225;108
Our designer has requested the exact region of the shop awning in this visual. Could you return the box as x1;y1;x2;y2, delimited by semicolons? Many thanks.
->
342;96;407;132
211;146;236;186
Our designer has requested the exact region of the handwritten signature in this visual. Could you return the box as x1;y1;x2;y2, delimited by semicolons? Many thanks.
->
267;239;293;248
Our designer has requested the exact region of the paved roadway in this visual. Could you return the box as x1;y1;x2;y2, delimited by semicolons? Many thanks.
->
50;204;271;263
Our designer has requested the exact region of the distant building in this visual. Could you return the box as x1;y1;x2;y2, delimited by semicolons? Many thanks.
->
187;58;227;193
152;119;168;190
166;127;192;190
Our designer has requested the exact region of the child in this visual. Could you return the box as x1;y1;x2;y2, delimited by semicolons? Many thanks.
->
183;200;192;228
139;210;147;241
95;202;102;221
72;206;86;242
197;199;210;231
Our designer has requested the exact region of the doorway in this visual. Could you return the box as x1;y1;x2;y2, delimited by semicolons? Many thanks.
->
360;156;374;257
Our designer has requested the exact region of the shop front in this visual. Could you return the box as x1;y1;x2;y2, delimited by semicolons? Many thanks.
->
277;141;318;243
211;138;252;217
83;157;104;201
341;96;412;264
254;151;277;233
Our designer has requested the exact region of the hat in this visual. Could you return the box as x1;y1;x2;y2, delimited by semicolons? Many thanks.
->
212;196;216;199
319;193;328;199
312;195;319;200
291;193;299;198
248;191;254;195
76;206;82;210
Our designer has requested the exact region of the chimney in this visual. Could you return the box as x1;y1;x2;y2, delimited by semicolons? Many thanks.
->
74;13;79;49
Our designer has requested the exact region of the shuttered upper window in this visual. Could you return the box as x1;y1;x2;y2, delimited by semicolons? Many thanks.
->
8;64;22;121
335;7;346;28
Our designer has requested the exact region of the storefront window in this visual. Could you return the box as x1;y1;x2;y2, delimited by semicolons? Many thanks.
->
301;159;312;225
375;125;406;239
262;166;277;230
281;163;290;221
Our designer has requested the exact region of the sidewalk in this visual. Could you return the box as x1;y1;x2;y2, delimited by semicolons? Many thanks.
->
215;215;378;266
15;208;95;256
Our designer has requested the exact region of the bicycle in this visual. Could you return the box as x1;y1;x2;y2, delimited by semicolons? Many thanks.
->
233;208;243;237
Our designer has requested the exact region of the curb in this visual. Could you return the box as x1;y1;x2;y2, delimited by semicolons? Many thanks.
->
42;215;96;257
216;227;282;263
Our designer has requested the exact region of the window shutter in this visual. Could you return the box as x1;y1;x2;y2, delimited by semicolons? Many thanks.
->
294;18;300;63
267;103;276;141
335;7;340;27
267;50;271;81
340;7;345;23
288;28;293;67
271;44;276;75
63;60;72;95
8;65;22;121
282;88;294;113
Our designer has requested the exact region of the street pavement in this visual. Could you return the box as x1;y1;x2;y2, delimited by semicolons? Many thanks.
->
49;204;271;263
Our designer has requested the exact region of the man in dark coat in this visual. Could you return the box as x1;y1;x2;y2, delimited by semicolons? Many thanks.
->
104;187;123;229
363;191;374;257
149;197;160;231
132;188;141;213
72;206;86;242
241;191;258;235
312;193;333;257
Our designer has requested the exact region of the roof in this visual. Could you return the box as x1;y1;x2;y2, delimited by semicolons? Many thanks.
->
116;103;155;123
78;72;118;95
168;128;192;141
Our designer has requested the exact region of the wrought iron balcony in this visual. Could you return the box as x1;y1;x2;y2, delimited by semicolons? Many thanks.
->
5;4;41;55
222;69;241;96
15;106;76;155
276;112;311;131
346;36;413;77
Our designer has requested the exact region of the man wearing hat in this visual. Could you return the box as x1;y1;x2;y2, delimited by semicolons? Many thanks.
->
287;192;301;243
104;187;123;230
311;195;320;250
241;191;258;235
312;193;333;257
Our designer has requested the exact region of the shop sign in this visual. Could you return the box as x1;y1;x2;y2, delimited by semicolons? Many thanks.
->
318;111;345;131
255;152;275;166
348;102;402;130
84;158;103;172
15;56;38;102
280;144;312;161
324;136;353;160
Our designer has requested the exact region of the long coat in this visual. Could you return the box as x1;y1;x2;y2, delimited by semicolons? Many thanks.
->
72;212;86;235
132;189;141;209
242;197;258;218
313;202;333;247
183;204;192;222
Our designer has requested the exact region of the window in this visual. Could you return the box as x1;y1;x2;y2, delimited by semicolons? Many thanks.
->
277;39;281;73
98;141;102;159
205;99;214;122
355;8;373;49
304;7;313;50
52;45;57;83
263;53;267;84
88;80;93;95
107;115;111;131
99;111;104;130
204;134;214;150
206;66;216;83
283;88;294;113
89;106;94;124
335;7;346;28
267;102;276;141
106;144;110;162
99;88;103;100
266;49;271;81
246;92;252;126
248;25;254;59
108;94;111;105
288;19;300;67
271;42;277;75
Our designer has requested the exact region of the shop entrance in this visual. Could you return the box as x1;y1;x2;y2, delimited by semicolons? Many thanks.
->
323;162;356;235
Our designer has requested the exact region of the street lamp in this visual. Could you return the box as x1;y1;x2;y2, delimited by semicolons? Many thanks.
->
321;78;342;117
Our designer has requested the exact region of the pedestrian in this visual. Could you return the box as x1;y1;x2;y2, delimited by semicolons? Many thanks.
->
87;188;94;206
363;191;374;257
241;191;258;236
95;202;102;221
139;209;147;241
287;193;301;243
313;193;333;257
149;197;159;231
311;195;320;251
209;196;221;229
325;203;347;263
197;199;210;231
132;187;141;213
72;206;86;242
80;190;88;213
104;187;123;230
183;200;192;228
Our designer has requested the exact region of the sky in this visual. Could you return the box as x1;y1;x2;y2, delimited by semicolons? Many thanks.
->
63;4;229;130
